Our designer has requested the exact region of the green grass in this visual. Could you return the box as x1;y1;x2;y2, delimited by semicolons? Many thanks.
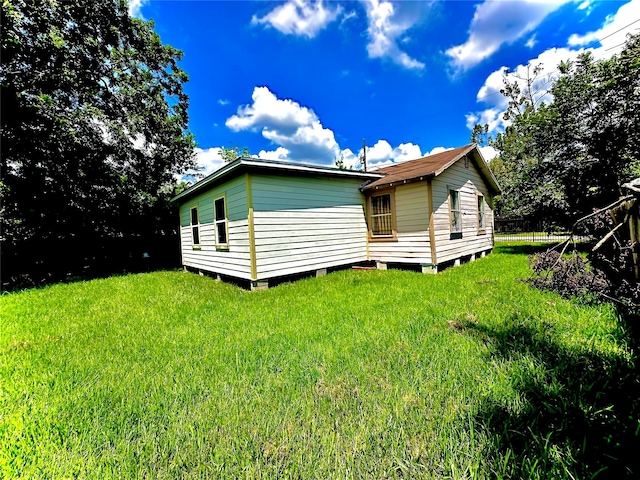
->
1;244;638;478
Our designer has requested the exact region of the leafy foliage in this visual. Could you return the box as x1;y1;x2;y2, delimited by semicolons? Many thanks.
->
1;0;196;287
528;250;608;300
220;146;252;162
528;203;640;315
475;34;640;230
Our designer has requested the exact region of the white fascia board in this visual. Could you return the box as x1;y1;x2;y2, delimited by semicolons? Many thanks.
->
172;158;383;203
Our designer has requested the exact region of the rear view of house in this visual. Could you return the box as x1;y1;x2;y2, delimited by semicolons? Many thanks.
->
172;144;500;288
172;159;382;289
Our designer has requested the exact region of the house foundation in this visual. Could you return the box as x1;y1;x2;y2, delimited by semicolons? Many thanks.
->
251;280;269;291
421;263;438;274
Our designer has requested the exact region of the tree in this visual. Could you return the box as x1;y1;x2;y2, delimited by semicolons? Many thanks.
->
1;0;196;286
220;146;251;162
477;34;640;229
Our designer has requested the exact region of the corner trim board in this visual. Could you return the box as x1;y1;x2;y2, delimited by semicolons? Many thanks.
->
245;173;258;280
427;178;437;266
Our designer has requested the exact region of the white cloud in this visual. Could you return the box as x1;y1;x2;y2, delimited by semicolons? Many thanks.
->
468;47;574;133
479;145;498;162
363;0;425;70
568;0;640;49
257;147;290;161
391;142;423;163
251;0;342;38
225;86;425;168
577;0;595;13
525;35;537;49
365;139;393;164
340;9;358;26
193;147;225;178
226;86;341;163
466;107;506;132
469;0;640;136
128;0;148;19
362;140;423;169
217;99;230;106
447;0;571;71
427;146;453;156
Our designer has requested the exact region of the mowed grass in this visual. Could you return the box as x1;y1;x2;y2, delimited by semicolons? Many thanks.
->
1;244;638;479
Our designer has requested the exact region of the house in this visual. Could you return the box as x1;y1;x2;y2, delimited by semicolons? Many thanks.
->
361;143;500;273
172;144;500;289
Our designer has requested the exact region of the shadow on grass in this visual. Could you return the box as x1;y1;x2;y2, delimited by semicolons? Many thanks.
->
465;317;640;478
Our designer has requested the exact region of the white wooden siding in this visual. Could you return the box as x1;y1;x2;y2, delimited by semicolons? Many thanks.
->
180;220;252;279
432;160;494;263
368;182;432;263
254;206;368;278
251;174;368;279
178;175;251;279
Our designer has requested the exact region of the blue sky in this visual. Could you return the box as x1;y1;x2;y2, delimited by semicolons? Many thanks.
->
129;0;640;175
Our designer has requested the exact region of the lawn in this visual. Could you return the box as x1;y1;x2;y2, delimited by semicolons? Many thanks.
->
1;244;638;479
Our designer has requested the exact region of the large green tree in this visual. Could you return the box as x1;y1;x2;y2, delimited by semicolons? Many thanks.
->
475;34;640;229
1;0;196;285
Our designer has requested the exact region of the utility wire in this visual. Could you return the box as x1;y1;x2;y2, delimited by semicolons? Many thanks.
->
598;18;640;41
474;18;639;103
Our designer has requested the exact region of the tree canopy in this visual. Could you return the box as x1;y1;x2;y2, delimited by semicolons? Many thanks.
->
1;0;196;286
220;146;252;162
475;34;640;229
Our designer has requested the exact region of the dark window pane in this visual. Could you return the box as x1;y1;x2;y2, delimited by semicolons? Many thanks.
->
215;198;226;220
191;207;198;225
450;191;459;211
192;226;200;245
452;212;461;232
217;223;227;244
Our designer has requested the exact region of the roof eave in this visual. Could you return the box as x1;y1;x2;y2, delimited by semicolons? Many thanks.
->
172;158;384;203
470;146;501;196
171;157;243;203
432;144;477;177
360;173;436;192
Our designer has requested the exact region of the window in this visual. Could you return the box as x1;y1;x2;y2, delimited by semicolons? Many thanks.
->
369;192;396;239
449;189;461;233
190;206;200;247
214;196;228;247
477;194;485;231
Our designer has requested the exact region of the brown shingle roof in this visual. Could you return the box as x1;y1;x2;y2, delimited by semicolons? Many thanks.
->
361;143;500;195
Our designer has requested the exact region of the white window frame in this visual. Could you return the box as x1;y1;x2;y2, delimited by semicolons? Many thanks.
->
477;193;486;233
214;195;229;248
449;188;462;234
190;206;200;248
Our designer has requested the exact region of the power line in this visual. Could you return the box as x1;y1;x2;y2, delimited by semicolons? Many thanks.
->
606;40;631;52
598;18;640;41
474;19;639;103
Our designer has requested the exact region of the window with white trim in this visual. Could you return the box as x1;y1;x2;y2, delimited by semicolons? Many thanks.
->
214;196;228;247
477;194;485;231
449;189;461;233
190;206;200;247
